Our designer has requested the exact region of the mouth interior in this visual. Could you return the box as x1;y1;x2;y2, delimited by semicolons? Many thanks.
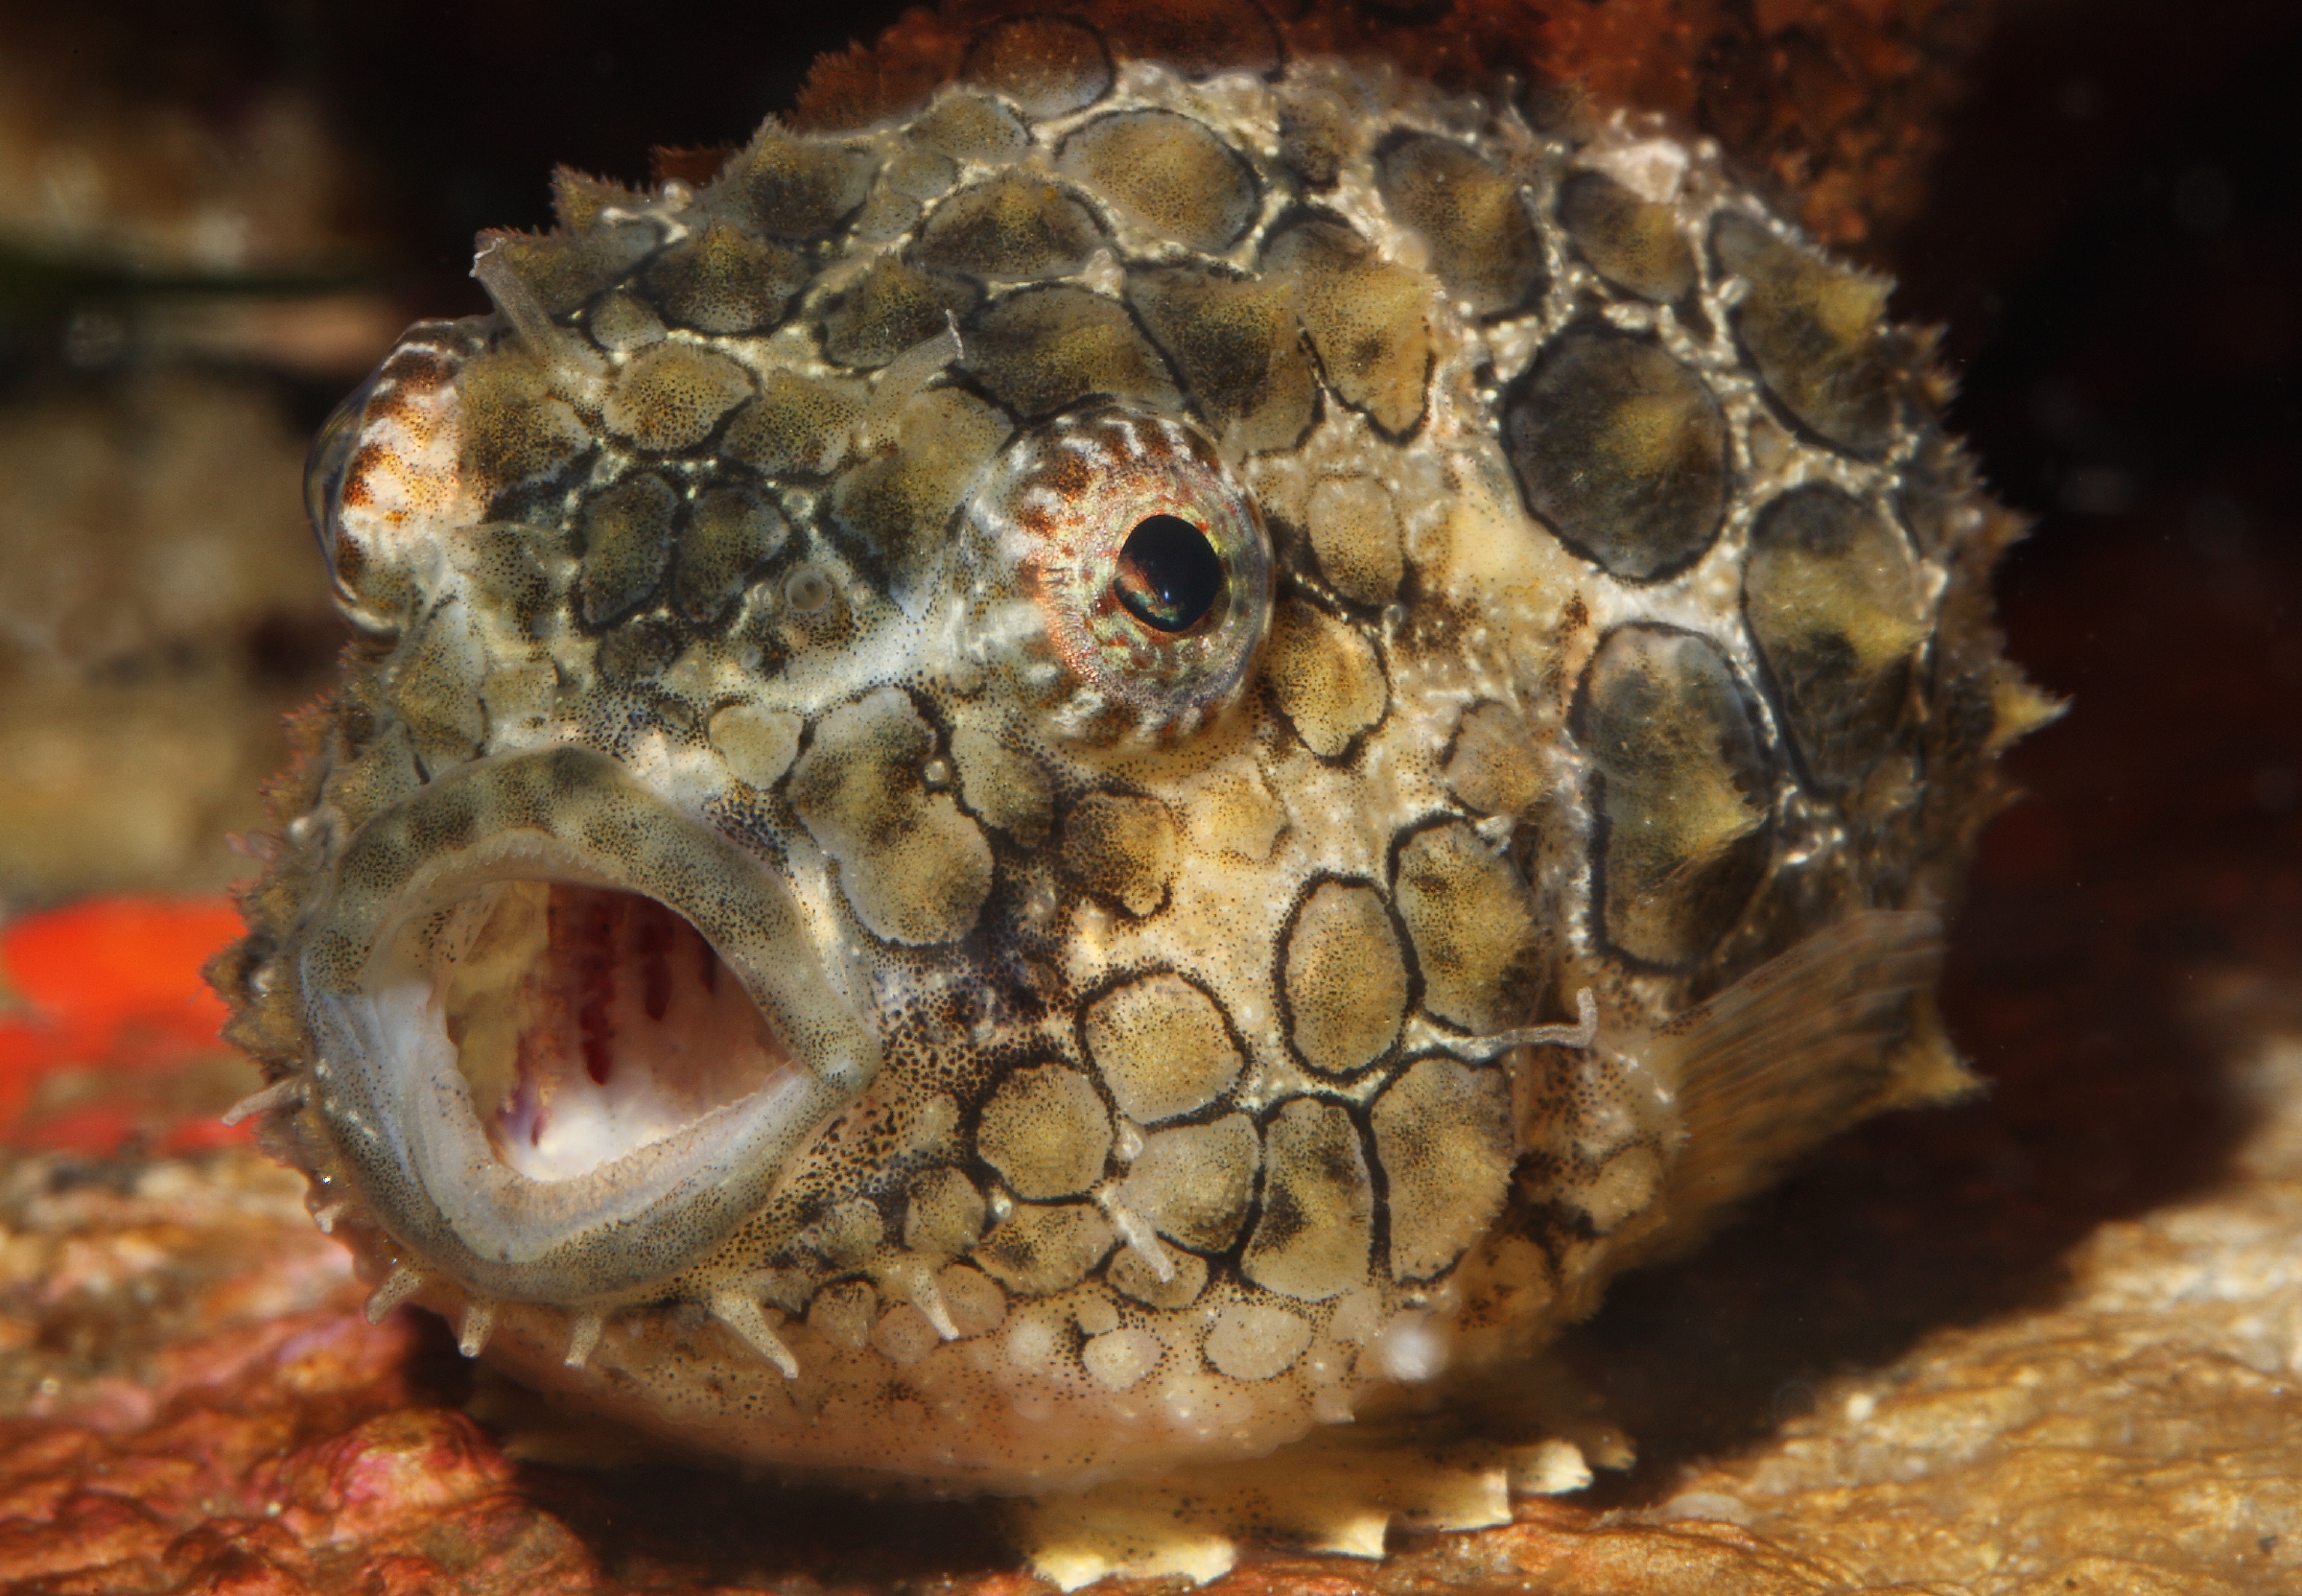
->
417;880;797;1183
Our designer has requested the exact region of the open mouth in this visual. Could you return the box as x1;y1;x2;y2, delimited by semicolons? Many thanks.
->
423;880;798;1184
300;747;881;1304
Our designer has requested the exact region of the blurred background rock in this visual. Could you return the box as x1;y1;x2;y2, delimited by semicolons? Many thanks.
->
0;6;386;902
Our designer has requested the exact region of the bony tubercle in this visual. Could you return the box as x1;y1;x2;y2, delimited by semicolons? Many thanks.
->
215;0;2055;1581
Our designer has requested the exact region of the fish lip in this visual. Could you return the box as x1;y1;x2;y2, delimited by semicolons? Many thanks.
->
297;744;881;1304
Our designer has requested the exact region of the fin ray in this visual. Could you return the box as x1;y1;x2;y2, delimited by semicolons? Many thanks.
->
1644;909;1950;1212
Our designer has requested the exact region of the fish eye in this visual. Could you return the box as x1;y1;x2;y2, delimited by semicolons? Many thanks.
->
303;368;378;597
1114;514;1224;634
959;408;1272;740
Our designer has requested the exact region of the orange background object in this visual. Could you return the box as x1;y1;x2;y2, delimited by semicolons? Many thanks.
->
0;897;253;1154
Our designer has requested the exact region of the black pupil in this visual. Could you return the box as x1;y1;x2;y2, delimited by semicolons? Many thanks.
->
1113;514;1223;634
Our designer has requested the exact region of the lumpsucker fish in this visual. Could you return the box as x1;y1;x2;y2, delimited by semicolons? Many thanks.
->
217;0;2058;1573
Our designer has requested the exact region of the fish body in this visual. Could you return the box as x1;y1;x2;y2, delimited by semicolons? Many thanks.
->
222;0;2049;1498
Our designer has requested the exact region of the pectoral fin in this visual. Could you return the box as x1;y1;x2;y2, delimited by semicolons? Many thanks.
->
1640;909;1971;1216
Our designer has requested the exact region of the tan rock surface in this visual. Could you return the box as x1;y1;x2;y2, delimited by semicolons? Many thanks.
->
1653;1035;2302;1591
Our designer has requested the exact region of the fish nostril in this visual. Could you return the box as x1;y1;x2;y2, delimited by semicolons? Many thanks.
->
1114;513;1223;633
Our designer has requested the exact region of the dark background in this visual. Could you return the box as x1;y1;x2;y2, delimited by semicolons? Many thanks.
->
0;0;2295;1509
2;0;2293;540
